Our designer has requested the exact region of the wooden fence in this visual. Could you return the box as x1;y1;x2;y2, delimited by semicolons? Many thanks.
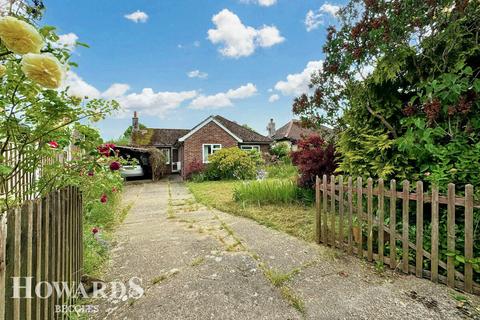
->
315;175;479;294
0;186;83;320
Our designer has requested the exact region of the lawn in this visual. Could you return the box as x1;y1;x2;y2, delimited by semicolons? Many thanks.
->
187;180;315;242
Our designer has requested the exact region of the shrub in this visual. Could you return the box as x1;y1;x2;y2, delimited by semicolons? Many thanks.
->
270;142;290;159
147;148;168;181
247;149;265;166
291;135;337;188
233;179;301;205
207;147;257;180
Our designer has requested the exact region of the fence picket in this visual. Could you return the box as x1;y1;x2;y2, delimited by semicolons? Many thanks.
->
416;181;424;278
447;183;455;288
347;177;353;254
389;179;397;269
465;184;474;293
13;208;21;320
402;180;410;274
322;175;328;244
0;215;6;320
431;186;439;283
339;176;344;248
26;202;34;319
378;179;384;264
367;178;373;262
34;200;42;320
330;176;336;247
315;176;321;244
356;177;363;259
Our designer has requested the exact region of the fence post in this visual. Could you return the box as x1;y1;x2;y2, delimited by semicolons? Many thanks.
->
415;181;424;278
447;183;455;288
26;202;34;319
431;186;439;283
13;208;21;320
378;179;384;264
315;176;321;244
34;200;42;320
464;184;474;293
356;177;363;259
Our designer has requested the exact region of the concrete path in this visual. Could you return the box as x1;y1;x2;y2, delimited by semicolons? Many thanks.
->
95;180;479;319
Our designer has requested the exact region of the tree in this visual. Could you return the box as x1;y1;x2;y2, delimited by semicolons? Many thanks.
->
293;0;480;191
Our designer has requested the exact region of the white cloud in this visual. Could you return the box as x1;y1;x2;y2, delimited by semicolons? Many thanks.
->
274;60;323;96
63;71;101;99
240;0;277;7
268;94;279;103
63;71;198;118
304;3;340;32
189;83;257;110
103;83;130;99
193;41;201;47
57;33;79;51
124;10;149;23
187;70;208;79
207;9;284;58
118;89;198;117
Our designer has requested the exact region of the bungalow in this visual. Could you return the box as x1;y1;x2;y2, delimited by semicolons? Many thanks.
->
267;119;332;151
129;113;272;178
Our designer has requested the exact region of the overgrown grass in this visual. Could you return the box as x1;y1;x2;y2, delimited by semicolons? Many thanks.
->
187;181;315;242
265;163;298;179
233;179;300;205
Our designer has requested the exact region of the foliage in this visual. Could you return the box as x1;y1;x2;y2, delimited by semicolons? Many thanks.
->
270;142;290;159
291;135;337;188
147;147;167;181
292;0;480;193
109;123;147;145
233;179;301;205
0;10;118;209
206;147;257;180
265;163;298;179
247;149;265;166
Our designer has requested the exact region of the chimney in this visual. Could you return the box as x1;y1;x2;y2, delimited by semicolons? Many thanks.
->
266;118;276;138
132;111;139;132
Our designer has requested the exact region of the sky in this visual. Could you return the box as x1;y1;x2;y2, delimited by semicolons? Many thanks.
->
42;0;344;139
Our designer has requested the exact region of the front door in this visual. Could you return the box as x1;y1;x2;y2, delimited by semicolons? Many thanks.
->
171;148;181;173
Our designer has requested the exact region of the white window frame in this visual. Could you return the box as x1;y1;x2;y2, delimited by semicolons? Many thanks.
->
240;145;260;152
160;148;171;164
202;144;222;163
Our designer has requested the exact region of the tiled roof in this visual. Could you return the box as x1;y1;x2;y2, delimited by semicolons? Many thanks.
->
273;120;329;142
213;115;272;143
131;115;272;146
132;128;190;146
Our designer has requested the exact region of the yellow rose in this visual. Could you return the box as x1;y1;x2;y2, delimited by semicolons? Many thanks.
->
0;65;5;77
21;53;64;89
0;16;44;54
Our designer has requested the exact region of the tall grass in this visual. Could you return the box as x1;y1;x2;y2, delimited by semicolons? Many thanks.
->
265;163;298;179
233;179;301;205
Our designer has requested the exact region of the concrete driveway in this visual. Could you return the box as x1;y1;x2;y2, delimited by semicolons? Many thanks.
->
94;180;479;319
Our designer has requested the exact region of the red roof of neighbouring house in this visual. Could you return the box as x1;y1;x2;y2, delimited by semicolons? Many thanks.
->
273;120;331;142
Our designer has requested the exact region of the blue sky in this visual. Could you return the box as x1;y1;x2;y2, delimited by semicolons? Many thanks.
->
43;0;343;139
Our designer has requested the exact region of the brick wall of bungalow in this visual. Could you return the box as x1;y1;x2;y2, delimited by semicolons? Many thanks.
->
182;121;238;178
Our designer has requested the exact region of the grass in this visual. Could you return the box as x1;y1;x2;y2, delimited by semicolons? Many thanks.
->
265;163;298;179
187;181;315;242
233;179;301;205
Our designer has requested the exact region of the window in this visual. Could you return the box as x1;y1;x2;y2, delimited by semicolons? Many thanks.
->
203;144;222;163
160;149;170;164
240;145;260;152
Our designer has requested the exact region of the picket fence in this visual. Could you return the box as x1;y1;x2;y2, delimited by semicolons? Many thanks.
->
0;186;83;320
315;175;479;294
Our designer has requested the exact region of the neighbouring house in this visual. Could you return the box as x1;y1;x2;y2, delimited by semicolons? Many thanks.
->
127;113;272;179
267;118;332;151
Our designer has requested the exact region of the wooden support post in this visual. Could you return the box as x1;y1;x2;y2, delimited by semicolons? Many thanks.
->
430;186;439;282
347;177;353;254
338;176;344;248
322;175;328;244
330;175;336;247
447;183;455;288
389;179;397;269
315;176;321;244
378;179;384;264
464;184;474;293
367;178;373;262
356;177;363;259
